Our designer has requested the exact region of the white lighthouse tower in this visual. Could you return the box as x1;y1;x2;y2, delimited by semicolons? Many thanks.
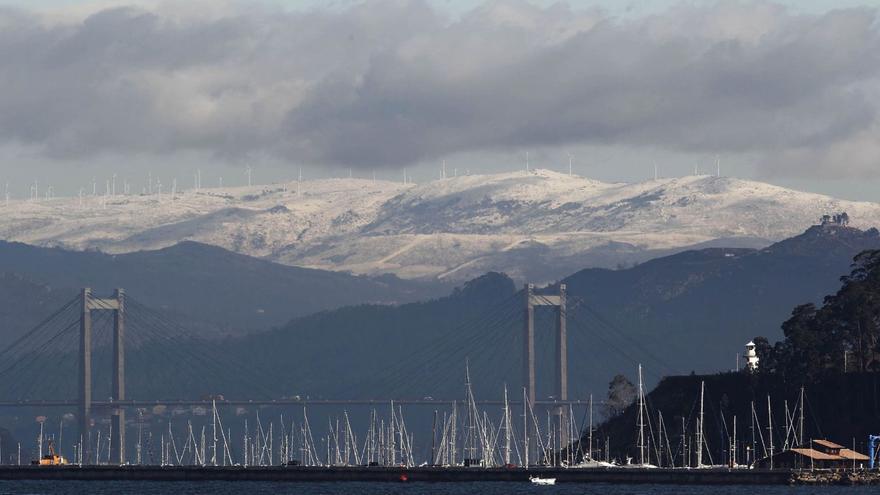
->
744;341;759;372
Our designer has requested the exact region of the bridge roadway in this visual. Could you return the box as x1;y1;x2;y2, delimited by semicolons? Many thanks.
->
0;398;591;408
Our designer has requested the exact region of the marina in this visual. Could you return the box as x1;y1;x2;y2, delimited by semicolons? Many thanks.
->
1;288;878;487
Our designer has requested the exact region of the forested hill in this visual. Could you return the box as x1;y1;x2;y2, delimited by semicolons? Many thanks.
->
558;224;880;378
585;227;880;466
588;372;880;467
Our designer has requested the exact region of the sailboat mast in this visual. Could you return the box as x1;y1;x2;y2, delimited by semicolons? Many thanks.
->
750;401;756;466
568;403;575;466
464;363;476;463
767;395;774;469
503;386;511;465
451;401;457;466
430;410;438;466
389;401;396;465
697;381;705;467
637;364;646;465
783;400;790;450
37;421;43;461
681;416;687;467
211;400;218;466
732;415;737;467
243;419;248;467
523;388;529;468
137;410;143;465
799;387;805;446
588;394;594;462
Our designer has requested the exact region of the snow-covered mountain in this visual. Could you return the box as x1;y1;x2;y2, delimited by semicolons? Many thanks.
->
2;169;878;282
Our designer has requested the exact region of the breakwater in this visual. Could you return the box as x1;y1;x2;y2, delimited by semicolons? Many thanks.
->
0;465;793;484
790;470;880;485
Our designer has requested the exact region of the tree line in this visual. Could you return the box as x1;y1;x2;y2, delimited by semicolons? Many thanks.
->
754;249;880;382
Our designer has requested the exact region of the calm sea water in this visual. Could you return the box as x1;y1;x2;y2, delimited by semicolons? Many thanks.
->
0;482;874;495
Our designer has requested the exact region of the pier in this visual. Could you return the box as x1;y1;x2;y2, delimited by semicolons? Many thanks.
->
0;465;794;484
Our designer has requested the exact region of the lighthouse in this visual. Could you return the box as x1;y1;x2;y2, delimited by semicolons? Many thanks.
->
744;341;759;372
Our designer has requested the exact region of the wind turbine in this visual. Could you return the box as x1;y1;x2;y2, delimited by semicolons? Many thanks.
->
244;166;253;186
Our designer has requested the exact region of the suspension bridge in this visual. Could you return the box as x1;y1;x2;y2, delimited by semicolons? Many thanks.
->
0;283;678;465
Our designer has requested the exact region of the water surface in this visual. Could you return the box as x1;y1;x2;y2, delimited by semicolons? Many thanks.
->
0;482;873;495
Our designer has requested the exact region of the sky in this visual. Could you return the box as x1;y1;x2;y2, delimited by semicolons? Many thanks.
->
0;0;878;200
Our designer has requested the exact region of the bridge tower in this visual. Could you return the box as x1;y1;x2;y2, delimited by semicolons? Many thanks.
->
79;288;125;465
522;283;567;406
523;283;569;463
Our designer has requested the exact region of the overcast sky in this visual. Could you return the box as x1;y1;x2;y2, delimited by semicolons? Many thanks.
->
0;0;878;200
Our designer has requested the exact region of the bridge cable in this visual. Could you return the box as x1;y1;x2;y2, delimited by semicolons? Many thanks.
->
124;296;279;388
121;298;276;399
570;296;677;373
562;296;677;376
370;291;526;398
340;289;525;396
0;294;79;361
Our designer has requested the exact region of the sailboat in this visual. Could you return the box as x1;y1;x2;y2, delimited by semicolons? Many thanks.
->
621;364;658;468
571;393;616;469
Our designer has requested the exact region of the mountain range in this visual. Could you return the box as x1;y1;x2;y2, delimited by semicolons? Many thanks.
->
4;221;879;404
111;224;880;401
0;240;446;339
2;170;878;283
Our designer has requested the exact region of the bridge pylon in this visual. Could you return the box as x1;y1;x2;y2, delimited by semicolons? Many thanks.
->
79;288;125;465
523;283;567;406
523;283;569;460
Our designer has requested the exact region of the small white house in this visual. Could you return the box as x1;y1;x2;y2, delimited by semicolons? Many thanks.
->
745;341;759;372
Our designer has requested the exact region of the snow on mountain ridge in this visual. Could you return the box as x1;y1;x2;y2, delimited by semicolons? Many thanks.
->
0;169;876;282
364;171;874;239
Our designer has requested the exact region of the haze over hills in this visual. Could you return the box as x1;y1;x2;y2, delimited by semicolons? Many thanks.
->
118;224;880;401
1;170;878;283
0;240;446;339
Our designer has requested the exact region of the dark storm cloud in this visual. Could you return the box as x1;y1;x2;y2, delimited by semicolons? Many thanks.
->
0;1;878;176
